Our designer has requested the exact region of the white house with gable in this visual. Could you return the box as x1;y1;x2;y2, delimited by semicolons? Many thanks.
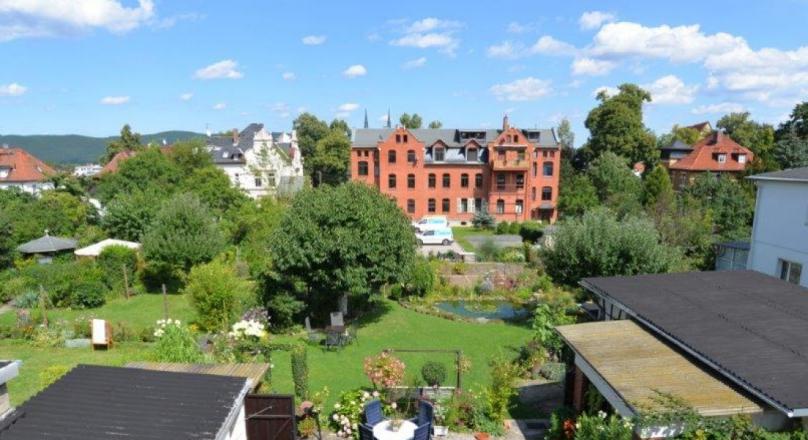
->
748;167;808;287
207;123;305;199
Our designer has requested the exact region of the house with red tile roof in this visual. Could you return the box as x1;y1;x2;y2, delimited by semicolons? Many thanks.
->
668;130;753;189
0;146;55;194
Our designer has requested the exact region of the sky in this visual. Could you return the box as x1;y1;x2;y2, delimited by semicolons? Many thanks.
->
0;0;807;143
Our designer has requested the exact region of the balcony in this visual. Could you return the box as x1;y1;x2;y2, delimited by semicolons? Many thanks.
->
491;159;530;171
491;184;526;194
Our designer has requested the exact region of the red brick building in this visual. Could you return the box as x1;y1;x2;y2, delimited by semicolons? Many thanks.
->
668;130;753;189
350;117;561;223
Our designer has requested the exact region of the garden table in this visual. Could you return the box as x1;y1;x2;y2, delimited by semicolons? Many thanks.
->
372;420;418;440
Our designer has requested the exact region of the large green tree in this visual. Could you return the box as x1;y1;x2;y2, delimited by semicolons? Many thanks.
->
587;152;643;205
428;120;443;129
399;113;423;129
102;124;142;164
541;208;680;285
180;166;248;215
309;131;351;186
776;101;808;140
583;84;657;166
642;165;674;206
101;189;161;241
96;147;182;202
293;113;331;168
649;194;714;270
684;173;755;240
557;172;598;218
774;130;808;169
266;183;416;319
716;112;776;172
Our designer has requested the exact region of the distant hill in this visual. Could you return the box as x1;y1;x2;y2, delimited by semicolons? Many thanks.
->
0;131;205;165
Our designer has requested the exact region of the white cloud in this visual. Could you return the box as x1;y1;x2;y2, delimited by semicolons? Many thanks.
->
0;82;27;96
194;59;243;80
179;92;193;101
342;64;367;78
531;36;576;55
579;11;616;30
572;57;615;76
486;41;521;59
403;57;427;69
282;72;296;80
390;17;462;55
593;86;619;98
487;35;576;59
0;0;155;41
302;35;326;45
691;102;746;115
378;114;390;123
490;77;552;101
100;95;129;105
644;75;699;105
270;102;290;118
506;21;532;34
212;102;226;110
337;102;360;112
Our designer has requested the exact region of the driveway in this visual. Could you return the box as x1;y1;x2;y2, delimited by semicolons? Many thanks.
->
418;240;465;257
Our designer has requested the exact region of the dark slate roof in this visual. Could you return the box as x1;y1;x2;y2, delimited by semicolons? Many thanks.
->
660;139;693;151
16;234;77;254
748;167;808;183
352;128;559;148
207;124;295;165
0;364;248;440
581;270;808;417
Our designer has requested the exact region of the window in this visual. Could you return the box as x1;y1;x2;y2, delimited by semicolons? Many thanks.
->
517;151;525;161
543;162;554;176
738;154;747;164
428;198;436;213
496;173;506;191
403;134;408;143
396;134;402;143
467;148;478;162
460;199;468;213
442;173;451;188
407;174;416;188
717;154;727;163
358;161;369;176
515;199;523;214
407;199;415;213
442;198;450;213
434;147;445;162
532;162;537;177
532;187;536;201
388;174;397;189
255;177;263;187
516;174;525;189
388;150;396;163
267;172;276;187
475;173;483;188
498;150;506;160
542;186;552;201
407;150;417;164
779;259;803;285
496;199;505;214
460;173;469;188
474;198;483;212
428;173;436;188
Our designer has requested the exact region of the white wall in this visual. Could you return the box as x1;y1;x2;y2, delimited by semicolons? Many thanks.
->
0;181;54;195
748;180;808;287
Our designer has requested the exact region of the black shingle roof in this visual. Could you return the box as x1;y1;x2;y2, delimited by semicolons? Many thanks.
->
0;365;248;440
581;270;808;416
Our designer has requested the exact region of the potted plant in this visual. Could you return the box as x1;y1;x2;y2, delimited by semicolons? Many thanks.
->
421;361;448;398
433;401;449;437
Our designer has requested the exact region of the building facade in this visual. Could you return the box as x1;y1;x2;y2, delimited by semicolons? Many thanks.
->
0;146;55;195
207;123;305;199
747;168;808;287
668;130;753;189
350;117;560;223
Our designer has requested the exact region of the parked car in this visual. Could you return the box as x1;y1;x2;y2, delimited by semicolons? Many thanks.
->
416;227;454;245
412;216;449;233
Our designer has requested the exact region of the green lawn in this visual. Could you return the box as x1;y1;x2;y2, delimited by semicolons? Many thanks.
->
0;300;532;416
0;293;196;332
452;227;494;252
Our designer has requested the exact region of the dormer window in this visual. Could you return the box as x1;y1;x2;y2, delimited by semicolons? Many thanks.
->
0;167;9;179
434;146;445;162
222;152;229;159
467;148;478;162
738;154;747;164
717;154;727;163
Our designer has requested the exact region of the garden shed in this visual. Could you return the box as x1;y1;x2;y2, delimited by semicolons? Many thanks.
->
16;232;77;264
125;362;270;392
74;238;141;258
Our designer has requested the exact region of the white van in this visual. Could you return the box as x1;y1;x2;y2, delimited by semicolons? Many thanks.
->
416;227;454;246
412;215;449;233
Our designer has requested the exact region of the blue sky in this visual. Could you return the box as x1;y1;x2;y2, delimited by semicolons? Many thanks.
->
1;0;807;143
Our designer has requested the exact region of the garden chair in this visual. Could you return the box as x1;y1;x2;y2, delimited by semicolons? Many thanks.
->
330;311;344;327
363;400;386;427
91;319;112;350
358;423;374;440
409;400;434;430
325;331;342;350
413;422;431;440
305;317;323;345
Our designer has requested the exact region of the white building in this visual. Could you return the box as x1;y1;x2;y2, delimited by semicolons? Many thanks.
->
0;146;55;195
748;168;808;286
207;123;304;199
73;163;103;177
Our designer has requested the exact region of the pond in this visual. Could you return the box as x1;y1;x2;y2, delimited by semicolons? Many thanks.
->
434;300;532;322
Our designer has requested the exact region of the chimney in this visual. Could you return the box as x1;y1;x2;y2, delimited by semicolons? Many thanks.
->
0;361;20;419
502;113;510;131
232;129;239;146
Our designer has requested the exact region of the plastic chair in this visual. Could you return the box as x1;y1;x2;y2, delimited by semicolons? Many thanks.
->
413;423;431;440
363;400;386;427
358;423;374;440
409;400;434;429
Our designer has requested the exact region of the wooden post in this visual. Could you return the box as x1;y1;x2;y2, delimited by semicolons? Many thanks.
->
38;285;48;328
122;264;130;299
162;284;169;320
456;350;462;391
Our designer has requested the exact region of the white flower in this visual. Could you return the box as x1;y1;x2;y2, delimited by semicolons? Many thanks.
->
335;403;341;409
598;410;607;419
362;392;370;399
391;402;397;409
372;390;380;397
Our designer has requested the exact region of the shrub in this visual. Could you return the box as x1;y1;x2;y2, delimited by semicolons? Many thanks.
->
472;210;495;229
265;292;306;330
421;361;448;387
508;222;521;234
184;259;253;331
485;358;519;425
329;388;375;438
292;345;309;400
532;303;575;359
363;352;406;389
539;362;567;382
476;238;498;262
495;221;510;235
32;325;64;348
497;248;525;263
70;280;107;309
150;319;203;362
97;245;139;293
298;417;318;438
14;291;39;308
399;256;435;297
39;365;71;388
518;222;543;243
574;411;633;440
17;261;107;308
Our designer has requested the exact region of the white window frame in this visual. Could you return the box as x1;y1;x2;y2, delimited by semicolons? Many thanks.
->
778;258;803;285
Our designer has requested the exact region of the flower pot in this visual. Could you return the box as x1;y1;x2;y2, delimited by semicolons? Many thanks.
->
434;425;449;437
474;432;490;440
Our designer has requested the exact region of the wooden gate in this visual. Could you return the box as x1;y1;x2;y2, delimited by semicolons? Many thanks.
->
245;394;296;440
